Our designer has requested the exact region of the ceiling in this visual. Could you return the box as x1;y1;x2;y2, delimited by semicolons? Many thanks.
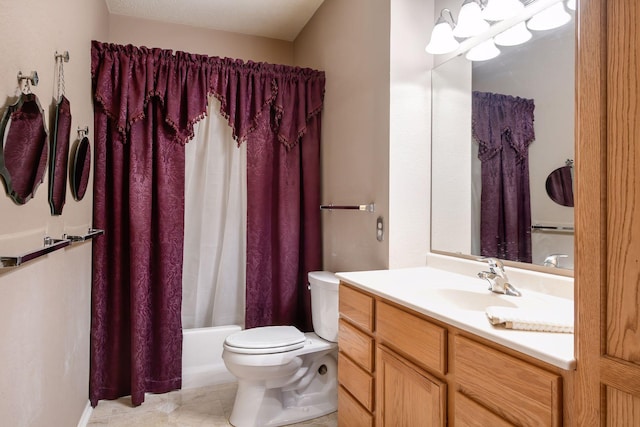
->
105;0;325;42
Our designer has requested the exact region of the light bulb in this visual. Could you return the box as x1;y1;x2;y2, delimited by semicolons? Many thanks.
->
527;2;572;31
466;39;501;61
481;0;525;22
453;0;490;38
494;22;532;46
426;18;460;54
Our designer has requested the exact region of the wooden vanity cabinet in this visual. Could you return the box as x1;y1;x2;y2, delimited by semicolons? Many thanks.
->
338;282;572;426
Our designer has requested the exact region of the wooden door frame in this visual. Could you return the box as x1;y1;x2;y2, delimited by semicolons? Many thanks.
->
575;0;607;425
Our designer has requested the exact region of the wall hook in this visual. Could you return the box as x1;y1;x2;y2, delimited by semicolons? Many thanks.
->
55;51;70;62
17;71;38;93
77;126;89;138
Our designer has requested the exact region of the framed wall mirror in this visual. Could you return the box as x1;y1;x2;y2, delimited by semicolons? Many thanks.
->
545;161;574;207
70;134;90;201
0;93;48;205
430;0;575;272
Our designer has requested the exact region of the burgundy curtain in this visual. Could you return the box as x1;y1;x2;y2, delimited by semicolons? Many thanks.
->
90;41;324;406
245;103;322;331
472;91;535;263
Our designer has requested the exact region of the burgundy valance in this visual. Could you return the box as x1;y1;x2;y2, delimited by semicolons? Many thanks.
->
91;40;325;148
472;91;535;163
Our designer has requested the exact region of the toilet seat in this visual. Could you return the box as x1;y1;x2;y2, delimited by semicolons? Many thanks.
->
224;325;306;355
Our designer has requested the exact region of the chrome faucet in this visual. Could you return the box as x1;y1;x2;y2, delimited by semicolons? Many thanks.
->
543;254;568;268
477;258;522;297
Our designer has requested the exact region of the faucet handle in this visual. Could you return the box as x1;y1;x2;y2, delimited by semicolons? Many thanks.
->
481;257;505;273
543;253;569;267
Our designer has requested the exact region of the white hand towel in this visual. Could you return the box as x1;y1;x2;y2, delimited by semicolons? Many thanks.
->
485;306;574;333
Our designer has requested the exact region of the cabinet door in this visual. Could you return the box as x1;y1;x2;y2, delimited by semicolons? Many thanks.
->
455;392;514;427
376;346;446;427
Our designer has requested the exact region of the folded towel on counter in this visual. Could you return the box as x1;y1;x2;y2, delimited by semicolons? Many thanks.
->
485;306;574;333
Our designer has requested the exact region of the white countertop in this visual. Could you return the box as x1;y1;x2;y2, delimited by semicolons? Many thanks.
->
336;266;576;370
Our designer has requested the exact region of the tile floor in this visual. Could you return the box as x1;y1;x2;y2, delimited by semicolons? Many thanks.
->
87;382;338;427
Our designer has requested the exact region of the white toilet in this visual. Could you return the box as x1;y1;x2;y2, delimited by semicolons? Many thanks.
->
222;271;339;427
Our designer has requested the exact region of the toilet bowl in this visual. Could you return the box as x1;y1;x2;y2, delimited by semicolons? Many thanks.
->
222;271;339;427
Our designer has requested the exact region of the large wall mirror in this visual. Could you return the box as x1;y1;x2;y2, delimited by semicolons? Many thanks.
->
430;0;575;272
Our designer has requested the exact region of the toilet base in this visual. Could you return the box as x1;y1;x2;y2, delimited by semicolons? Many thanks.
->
228;353;337;427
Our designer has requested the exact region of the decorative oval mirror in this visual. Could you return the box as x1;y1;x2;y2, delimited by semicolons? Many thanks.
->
545;164;574;207
70;135;90;201
48;95;71;215
0;93;48;204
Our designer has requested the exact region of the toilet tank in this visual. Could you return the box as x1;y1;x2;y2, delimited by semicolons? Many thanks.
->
308;271;339;342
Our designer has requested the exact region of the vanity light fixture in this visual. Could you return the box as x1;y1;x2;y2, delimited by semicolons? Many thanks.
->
481;0;524;22
494;21;532;46
425;9;460;55
465;38;501;61
527;2;571;31
452;0;490;38
426;0;575;60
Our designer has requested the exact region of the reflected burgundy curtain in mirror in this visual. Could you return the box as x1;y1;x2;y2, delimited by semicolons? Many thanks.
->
90;41;324;406
472;91;535;263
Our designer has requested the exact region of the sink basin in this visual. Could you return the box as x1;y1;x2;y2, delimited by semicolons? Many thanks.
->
435;289;520;310
408;280;573;318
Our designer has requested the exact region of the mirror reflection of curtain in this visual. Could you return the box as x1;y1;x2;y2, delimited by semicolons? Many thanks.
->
182;96;246;329
472;91;535;263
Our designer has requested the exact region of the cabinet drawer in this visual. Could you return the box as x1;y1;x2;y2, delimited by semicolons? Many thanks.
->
339;319;374;371
338;352;374;411
455;392;514;427
376;301;447;375
338;385;374;427
455;335;561;427
339;284;374;333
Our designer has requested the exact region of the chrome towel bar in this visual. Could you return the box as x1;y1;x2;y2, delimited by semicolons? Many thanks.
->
320;203;375;213
531;224;574;233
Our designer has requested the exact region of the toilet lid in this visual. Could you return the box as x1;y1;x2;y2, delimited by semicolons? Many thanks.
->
224;326;306;354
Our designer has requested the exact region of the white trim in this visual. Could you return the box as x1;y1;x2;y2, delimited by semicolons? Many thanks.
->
76;400;93;427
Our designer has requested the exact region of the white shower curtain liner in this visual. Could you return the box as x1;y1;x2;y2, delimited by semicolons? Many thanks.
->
182;96;247;329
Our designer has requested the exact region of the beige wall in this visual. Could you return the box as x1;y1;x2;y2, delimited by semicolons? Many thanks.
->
294;0;391;272
108;15;294;65
294;0;431;272
0;0;109;426
0;1;434;424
